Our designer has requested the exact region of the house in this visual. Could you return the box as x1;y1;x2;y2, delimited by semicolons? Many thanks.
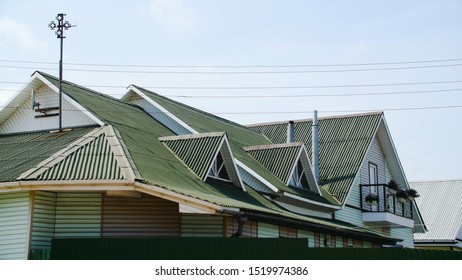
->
0;71;424;259
411;180;462;251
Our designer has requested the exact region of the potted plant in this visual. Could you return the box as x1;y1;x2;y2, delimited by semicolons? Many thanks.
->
407;189;419;201
365;193;379;206
396;189;409;203
387;179;399;195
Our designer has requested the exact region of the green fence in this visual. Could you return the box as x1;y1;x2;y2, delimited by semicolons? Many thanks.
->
48;238;462;260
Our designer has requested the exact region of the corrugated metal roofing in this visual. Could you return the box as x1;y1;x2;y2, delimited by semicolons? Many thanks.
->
0;72;395;242
244;143;302;184
37;133;123;180
160;132;225;180
247;113;383;203
0;127;97;182
132;86;335;205
411;180;462;242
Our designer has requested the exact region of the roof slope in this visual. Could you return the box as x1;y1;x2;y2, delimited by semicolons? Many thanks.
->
34;73;317;213
131;86;334;205
411;180;462;242
247;113;383;203
0;127;97;182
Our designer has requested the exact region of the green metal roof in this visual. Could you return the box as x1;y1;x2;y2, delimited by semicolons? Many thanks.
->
131;86;335;205
159;132;225;180
0;72;396;242
244;143;302;184
0;127;97;182
247;113;383;204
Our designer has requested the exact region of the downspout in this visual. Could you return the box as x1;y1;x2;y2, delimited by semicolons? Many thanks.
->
218;209;248;237
312;110;320;184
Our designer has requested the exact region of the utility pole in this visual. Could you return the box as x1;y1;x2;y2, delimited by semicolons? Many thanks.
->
49;13;74;132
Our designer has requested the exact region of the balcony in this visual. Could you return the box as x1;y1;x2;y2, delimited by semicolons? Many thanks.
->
360;184;414;228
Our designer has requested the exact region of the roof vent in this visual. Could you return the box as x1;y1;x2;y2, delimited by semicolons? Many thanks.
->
287;121;295;143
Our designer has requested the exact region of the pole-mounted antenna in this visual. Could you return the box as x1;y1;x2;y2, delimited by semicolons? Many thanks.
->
49;13;75;132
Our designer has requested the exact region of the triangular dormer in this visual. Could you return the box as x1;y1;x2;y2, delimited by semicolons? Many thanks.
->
244;143;321;195
17;125;139;181
159;132;245;190
0;72;103;134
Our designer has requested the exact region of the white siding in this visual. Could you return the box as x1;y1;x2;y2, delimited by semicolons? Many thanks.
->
31;191;56;250
55;193;102;238
392;227;415;248
257;222;278;238
0;85;97;134
0;192;30;260
181;214;223;237
131;98;191;135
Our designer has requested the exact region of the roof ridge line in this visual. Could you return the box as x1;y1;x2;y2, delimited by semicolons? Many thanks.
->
243;142;304;151
159;131;226;141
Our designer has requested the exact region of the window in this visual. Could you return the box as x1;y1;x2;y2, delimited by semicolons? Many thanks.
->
208;152;230;181
369;162;378;185
289;160;309;189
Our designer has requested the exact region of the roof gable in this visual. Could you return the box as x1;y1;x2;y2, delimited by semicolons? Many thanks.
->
243;142;321;195
247;113;383;204
160;132;245;190
0;72;103;134
18;126;139;181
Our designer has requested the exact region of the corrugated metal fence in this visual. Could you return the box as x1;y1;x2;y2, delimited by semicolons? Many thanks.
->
47;238;462;260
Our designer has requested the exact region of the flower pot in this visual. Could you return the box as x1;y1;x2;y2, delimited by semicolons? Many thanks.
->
389;189;398;195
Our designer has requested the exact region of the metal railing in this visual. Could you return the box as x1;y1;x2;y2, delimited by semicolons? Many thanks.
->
359;184;412;219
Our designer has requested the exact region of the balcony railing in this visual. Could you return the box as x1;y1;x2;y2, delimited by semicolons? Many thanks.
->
359;184;413;219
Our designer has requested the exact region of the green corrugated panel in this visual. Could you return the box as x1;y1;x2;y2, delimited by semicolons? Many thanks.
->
160;133;224;179
245;144;301;183
248;113;382;204
0;127;97;182
132;86;334;204
37;133;123;180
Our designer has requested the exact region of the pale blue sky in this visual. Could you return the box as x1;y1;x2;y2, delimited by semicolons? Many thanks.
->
1;0;461;181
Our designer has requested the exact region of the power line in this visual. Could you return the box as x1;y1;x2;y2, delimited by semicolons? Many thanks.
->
1;104;462;114
2;79;462;90
1;63;462;74
2;57;462;68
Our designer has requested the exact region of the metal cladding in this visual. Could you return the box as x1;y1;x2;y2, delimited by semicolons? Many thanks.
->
412;180;462;243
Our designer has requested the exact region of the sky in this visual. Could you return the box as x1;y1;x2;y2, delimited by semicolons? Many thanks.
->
0;0;461;182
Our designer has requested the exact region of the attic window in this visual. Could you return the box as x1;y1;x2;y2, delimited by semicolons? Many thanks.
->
208;152;230;181
289;160;309;189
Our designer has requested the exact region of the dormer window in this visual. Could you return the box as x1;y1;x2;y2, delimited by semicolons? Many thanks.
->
289;160;309;189
208;152;230;181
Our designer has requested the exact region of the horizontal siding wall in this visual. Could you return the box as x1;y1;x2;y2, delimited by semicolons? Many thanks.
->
0;192;30;260
226;217;257;237
392;227;415;248
181;214;224;237
279;226;297;238
31;191;56;250
102;194;180;237
258;222;279;238
55;193;102;238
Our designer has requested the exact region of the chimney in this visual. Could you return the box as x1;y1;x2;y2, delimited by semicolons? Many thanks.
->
312;110;320;184
287;121;295;143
